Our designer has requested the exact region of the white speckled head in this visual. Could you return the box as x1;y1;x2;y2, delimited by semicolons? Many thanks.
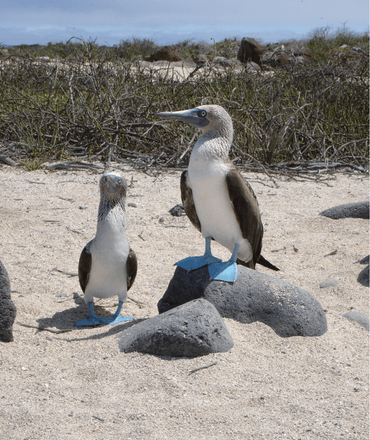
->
100;172;127;200
157;105;234;158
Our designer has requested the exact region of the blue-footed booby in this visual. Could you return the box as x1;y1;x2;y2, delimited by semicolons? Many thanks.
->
76;172;137;326
157;105;278;282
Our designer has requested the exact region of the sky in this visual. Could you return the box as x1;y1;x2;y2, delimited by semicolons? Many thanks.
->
1;0;368;47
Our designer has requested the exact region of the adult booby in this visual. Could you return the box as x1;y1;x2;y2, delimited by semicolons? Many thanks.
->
157;105;278;282
76;172;137;326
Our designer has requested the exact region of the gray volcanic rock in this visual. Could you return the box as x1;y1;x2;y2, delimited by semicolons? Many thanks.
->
319;279;338;288
319;201;369;219
357;265;369;287
0;259;16;342
119;298;233;357
342;311;369;331
158;266;327;338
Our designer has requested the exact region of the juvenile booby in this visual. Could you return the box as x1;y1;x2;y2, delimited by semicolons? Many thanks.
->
76;172;137;326
157;105;278;282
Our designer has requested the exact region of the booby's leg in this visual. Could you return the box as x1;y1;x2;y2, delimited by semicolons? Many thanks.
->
75;302;105;326
75;302;133;326
99;301;134;325
175;236;221;271
208;243;239;282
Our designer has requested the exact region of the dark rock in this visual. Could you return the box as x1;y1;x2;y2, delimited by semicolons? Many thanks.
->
319;201;369;219
237;38;264;65
357;265;369;287
169;204;185;217
158;266;327;338
319;279;338;288
119;298;233;357
0;260;17;342
146;46;182;62
342;311;369;331
359;255;369;265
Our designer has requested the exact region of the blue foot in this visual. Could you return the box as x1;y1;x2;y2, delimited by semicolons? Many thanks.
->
75;316;105;327
208;261;238;282
108;315;134;325
75;302;104;326
175;255;221;271
99;301;133;325
75;301;133;327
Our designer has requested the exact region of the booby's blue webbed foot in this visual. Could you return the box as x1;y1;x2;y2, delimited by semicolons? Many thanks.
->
175;255;221;271
208;261;238;282
99;301;133;326
175;236;221;271
107;315;134;325
75;301;133;327
75;302;105;326
208;243;240;282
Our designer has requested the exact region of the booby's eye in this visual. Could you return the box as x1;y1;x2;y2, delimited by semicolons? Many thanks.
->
200;110;207;117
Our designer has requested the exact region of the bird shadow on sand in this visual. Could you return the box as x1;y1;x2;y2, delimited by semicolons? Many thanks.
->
60;319;143;342
36;292;141;337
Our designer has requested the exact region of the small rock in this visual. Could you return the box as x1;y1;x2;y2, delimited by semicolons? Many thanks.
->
359;255;369;265
319;201;369;219
128;202;137;208
319;279;338;288
0;260;17;342
158;266;327;338
342;311;369;331
118;298;233;357
169;204;185;217
357;265;369;287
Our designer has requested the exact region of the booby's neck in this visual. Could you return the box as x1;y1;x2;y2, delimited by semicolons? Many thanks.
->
97;198;126;229
193;123;233;159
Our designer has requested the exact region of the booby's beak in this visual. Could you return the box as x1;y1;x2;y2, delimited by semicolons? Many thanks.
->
157;108;210;129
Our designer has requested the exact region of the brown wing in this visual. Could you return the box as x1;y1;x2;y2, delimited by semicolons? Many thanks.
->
127;248;137;291
226;169;263;269
180;170;201;233
78;241;92;293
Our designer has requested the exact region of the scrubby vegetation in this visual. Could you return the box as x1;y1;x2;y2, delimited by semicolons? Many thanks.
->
0;27;368;172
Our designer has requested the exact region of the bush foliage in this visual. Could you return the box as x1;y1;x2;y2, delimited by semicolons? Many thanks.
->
0;27;368;171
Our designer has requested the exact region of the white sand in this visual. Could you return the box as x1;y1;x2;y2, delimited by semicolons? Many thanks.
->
0;165;368;439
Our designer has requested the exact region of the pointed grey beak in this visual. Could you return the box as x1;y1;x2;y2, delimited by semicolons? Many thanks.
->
156;108;210;128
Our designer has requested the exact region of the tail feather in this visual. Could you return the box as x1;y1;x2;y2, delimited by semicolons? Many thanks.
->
236;255;280;271
257;254;280;271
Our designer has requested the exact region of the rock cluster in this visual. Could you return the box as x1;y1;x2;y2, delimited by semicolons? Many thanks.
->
158;265;327;338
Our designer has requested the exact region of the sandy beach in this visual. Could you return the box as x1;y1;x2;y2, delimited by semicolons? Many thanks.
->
0;165;368;439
